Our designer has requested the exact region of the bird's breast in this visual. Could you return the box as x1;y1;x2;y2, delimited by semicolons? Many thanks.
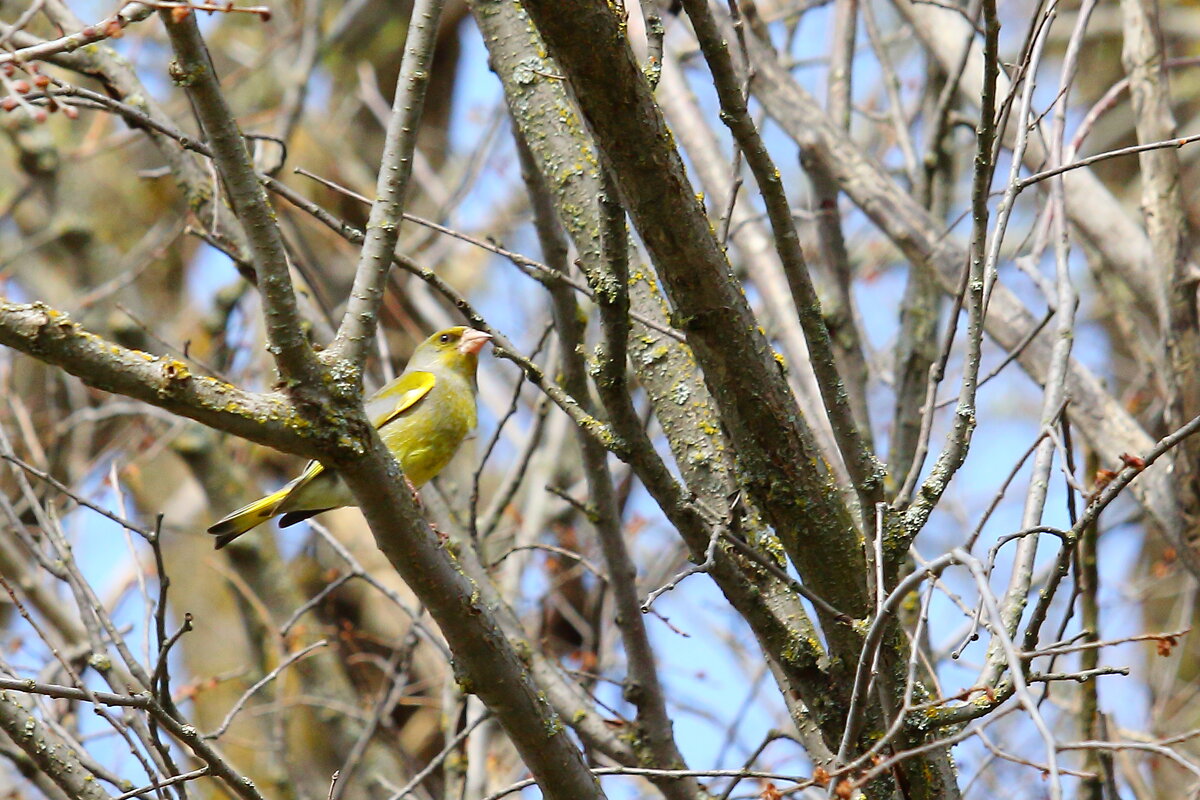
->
381;377;476;487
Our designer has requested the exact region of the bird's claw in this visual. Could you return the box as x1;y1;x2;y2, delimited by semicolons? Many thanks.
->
405;476;422;508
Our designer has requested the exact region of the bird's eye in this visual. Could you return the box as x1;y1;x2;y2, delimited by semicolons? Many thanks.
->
439;334;450;343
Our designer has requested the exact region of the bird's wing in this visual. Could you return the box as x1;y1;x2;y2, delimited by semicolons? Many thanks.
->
283;457;329;499
284;371;437;499
368;370;437;429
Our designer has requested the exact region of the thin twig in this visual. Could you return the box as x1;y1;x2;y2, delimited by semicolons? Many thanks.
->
112;767;211;800
384;713;491;800
0;453;156;539
203;640;329;740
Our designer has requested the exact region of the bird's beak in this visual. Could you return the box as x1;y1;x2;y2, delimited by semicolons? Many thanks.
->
458;329;493;356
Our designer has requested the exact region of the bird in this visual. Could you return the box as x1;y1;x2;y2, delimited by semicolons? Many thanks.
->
206;326;492;549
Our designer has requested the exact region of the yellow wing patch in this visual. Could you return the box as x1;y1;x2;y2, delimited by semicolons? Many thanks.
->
283;457;330;500
371;371;436;429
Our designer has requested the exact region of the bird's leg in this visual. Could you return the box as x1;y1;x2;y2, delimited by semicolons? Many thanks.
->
406;477;448;542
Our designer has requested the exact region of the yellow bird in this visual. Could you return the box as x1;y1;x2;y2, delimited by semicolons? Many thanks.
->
207;326;492;549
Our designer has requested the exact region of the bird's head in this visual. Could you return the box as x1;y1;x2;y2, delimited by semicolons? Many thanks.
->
410;326;493;378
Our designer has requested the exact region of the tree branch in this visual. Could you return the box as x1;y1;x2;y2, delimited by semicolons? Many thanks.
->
1121;0;1200;561
329;0;448;371
0;690;114;800
0;300;314;456
474;0;860;757
743;31;1184;556
682;0;884;515
332;436;606;800
159;10;321;389
515;0;871;650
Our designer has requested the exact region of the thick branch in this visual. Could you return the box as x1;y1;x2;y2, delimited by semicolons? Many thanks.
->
0;691;113;800
1121;0;1200;540
589;172;698;796
473;0;856;752
333;435;606;800
515;0;871;640
0;300;312;456
515;130;697;799
682;0;883;512
656;56;847;478
159;11;320;389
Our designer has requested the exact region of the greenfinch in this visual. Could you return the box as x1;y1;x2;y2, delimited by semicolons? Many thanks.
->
207;326;492;548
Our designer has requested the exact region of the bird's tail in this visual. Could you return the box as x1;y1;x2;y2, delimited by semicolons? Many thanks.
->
206;487;289;549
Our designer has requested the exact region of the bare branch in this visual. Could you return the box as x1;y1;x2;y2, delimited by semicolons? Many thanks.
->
329;0;448;370
0;300;314;456
159;9;321;389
